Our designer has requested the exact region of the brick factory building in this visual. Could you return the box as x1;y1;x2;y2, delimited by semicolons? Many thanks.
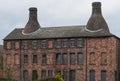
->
3;2;120;81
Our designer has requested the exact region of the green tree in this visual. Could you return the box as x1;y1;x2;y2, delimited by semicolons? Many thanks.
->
54;73;64;81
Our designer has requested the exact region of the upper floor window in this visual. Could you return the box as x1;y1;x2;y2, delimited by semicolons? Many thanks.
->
77;52;83;64
14;54;19;65
15;42;20;49
32;40;38;49
7;54;11;65
42;54;46;65
62;53;68;65
77;38;83;47
41;40;47;49
56;53;61;64
22;41;28;50
101;52;107;65
33;54;37;64
70;39;75;48
70;52;75;64
24;54;28;64
89;52;95;65
62;39;68;48
6;42;12;49
56;39;61;48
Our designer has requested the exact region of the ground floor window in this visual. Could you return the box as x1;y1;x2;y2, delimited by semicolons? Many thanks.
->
101;70;106;81
23;70;28;81
32;70;38;81
90;70;95;81
69;70;75;81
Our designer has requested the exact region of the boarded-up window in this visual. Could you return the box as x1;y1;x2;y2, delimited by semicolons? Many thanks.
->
14;54;19;64
7;42;11;49
48;40;53;48
90;52;95;65
7;54;11;65
15;42;20;49
101;52;107;65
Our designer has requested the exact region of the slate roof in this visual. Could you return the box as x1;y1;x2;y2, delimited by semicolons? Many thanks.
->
4;25;113;40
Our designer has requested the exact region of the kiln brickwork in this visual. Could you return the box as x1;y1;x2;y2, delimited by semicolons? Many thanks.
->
3;2;120;81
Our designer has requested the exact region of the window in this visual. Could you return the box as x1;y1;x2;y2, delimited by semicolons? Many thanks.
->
24;55;28;64
6;42;11;49
101;70;106;81
48;70;52;77
42;54;46;64
101;52;107;65
23;70;28;81
90;70;95;81
32;70;38;81
14;54;19;64
32;40;37;49
62;39;67;48
77;39;83;47
7;54;11;65
90;52;95;65
22;41;28;50
78;52;83;64
62;53;68;64
63;69;67;81
56;53;61;64
70;53;75;64
56;39;61;48
41;40;47;48
70;39;75;47
70;70;75;81
15;42;20;49
33;54;37;64
41;70;46;78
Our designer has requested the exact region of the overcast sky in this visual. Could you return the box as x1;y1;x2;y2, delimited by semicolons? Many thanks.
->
0;0;120;44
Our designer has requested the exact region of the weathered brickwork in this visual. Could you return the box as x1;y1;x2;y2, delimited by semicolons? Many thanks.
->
3;36;119;81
